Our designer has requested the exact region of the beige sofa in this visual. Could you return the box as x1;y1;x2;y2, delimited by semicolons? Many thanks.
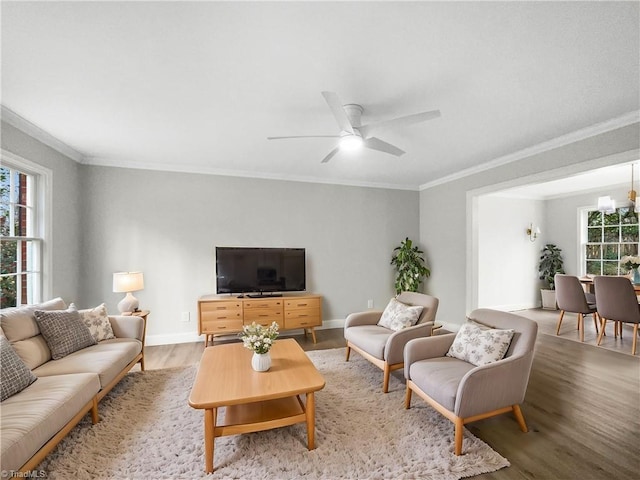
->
0;298;145;473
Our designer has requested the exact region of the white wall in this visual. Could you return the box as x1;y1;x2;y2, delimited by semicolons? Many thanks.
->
1;121;82;303
477;195;545;310
421;123;640;326
78;166;420;345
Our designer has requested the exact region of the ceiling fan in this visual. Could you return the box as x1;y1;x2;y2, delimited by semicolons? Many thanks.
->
267;91;441;163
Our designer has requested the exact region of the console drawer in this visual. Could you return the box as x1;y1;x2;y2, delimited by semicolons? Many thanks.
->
201;318;243;333
285;297;320;311
244;299;283;310
244;307;283;326
200;301;242;314
284;308;320;329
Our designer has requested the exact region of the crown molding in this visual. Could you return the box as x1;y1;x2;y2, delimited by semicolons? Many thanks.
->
1;105;86;163
419;110;640;191
81;156;419;191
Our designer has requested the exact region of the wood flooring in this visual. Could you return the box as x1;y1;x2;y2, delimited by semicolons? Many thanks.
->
140;312;640;480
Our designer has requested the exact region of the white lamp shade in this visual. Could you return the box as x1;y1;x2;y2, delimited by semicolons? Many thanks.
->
113;272;144;293
597;196;616;214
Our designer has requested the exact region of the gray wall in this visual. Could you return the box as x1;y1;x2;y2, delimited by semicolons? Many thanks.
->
79;166;419;344
1;121;82;303
420;123;640;325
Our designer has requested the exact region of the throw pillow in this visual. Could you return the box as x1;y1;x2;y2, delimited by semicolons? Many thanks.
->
378;298;424;332
73;303;115;342
34;308;96;360
446;321;515;367
1;335;37;401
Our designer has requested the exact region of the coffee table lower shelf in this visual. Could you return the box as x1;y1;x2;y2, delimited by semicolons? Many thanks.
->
216;396;307;436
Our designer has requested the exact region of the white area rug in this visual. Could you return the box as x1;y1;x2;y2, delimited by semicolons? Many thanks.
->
38;347;509;479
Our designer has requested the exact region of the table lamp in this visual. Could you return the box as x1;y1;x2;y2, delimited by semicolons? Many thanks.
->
113;271;144;313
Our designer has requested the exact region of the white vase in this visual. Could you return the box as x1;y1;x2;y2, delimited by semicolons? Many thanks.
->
251;352;271;372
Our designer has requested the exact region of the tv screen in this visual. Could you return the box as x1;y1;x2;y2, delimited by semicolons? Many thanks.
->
216;247;306;295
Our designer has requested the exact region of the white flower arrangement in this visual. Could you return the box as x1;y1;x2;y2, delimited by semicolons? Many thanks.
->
239;321;279;354
621;255;640;272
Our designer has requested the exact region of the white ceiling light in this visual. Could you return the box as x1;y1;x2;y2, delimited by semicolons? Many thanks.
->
339;133;363;151
597;195;616;214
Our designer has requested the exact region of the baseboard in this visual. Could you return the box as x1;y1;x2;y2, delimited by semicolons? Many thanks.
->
145;318;346;346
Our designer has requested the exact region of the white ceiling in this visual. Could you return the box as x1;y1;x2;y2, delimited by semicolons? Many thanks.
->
1;1;639;190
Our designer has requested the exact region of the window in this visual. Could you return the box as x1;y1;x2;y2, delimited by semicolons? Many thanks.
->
0;152;50;307
583;207;640;276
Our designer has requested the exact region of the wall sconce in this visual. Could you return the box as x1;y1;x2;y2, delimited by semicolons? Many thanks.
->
526;223;541;242
597;195;616;214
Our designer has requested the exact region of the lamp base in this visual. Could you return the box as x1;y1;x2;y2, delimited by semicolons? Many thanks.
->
118;292;139;313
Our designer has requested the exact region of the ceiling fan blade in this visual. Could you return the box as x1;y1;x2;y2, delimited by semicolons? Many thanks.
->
321;91;354;135
321;147;340;164
363;137;405;157
267;135;341;140
359;109;441;138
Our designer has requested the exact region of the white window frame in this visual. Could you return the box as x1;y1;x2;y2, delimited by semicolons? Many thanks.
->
579;205;640;276
1;149;52;304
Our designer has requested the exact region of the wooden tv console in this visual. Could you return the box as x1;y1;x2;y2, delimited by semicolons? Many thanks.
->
198;294;322;346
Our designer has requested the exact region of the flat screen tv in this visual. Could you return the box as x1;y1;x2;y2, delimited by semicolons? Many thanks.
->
216;247;306;296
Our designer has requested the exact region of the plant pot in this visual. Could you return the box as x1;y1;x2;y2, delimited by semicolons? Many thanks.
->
540;289;557;310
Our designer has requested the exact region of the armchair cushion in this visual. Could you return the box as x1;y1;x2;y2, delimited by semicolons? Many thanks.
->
344;325;391;360
446;321;514;367
378;298;424;331
408;356;475;411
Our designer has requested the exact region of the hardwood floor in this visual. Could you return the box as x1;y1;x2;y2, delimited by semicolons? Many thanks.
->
141;315;640;479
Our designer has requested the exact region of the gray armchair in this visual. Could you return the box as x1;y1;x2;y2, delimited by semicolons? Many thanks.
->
404;308;538;455
344;292;439;393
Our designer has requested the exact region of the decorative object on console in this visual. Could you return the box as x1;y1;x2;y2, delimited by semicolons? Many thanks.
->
390;237;431;294
240;321;279;372
526;223;541;242
113;271;144;313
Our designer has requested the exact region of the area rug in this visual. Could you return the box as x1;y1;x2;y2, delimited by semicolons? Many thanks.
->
37;348;509;479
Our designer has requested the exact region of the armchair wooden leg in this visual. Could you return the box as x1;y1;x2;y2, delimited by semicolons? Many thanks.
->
382;364;391;393
632;324;638;355
512;404;528;433
405;385;412;409
345;345;351;361
556;310;565;335
454;418;464;456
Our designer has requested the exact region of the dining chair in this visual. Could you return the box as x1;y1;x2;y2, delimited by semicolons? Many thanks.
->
554;274;599;342
594;276;640;355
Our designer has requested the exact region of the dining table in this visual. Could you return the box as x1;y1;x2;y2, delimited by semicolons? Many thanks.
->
579;276;640;294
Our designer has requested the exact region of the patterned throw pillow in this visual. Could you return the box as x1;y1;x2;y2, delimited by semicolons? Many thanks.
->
378;298;424;332
34;308;97;360
1;335;37;401
73;303;115;342
446;321;515;367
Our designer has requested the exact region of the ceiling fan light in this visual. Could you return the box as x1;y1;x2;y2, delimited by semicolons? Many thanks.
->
339;134;363;151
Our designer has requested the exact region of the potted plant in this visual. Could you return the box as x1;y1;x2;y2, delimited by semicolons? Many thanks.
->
538;243;565;309
239;321;279;372
390;237;431;294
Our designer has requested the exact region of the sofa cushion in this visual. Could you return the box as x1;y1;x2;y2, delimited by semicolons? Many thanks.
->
0;297;67;342
34;308;96;360
378;298;424;331
0;336;37;401
74;303;116;342
0;373;100;473
9;335;51;370
33;338;142;389
446;321;515;367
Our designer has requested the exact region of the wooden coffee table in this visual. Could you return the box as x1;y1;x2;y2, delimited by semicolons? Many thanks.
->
188;338;326;473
